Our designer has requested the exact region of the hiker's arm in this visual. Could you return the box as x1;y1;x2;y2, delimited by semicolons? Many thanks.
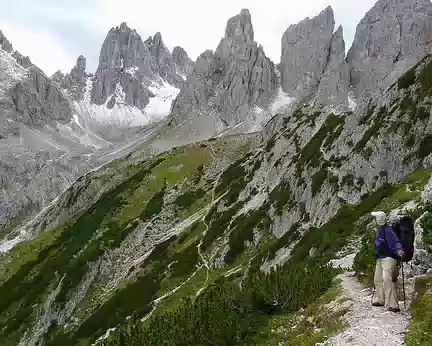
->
386;228;404;255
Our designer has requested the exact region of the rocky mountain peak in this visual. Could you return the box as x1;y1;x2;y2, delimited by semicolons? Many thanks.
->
171;9;277;132
75;55;86;73
89;23;191;114
279;6;335;99
0;30;13;53
51;70;65;84
346;0;432;104
223;8;254;44
119;21;132;33
315;24;350;109
61;55;88;100
11;51;32;68
172;46;194;76
0;31;73;127
145;32;184;87
90;22;154;108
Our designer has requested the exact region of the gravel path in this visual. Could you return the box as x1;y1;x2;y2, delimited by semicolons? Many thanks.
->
323;270;412;346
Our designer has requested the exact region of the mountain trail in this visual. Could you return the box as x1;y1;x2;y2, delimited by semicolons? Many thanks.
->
323;253;412;346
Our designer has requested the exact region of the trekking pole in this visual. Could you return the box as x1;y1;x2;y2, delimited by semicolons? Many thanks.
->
401;261;406;308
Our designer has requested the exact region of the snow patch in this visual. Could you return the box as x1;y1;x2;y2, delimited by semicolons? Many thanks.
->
145;81;180;121
125;66;139;76
348;95;356;111
74;78;179;128
270;87;294;115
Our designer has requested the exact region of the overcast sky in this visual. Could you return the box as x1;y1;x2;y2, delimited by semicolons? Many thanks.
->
0;0;378;76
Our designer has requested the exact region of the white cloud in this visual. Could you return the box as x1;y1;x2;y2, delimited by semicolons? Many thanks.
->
0;21;75;76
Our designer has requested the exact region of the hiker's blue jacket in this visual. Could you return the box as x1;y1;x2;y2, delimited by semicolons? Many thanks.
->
375;225;404;259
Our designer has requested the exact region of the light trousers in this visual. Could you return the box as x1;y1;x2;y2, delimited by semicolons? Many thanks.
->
373;257;400;309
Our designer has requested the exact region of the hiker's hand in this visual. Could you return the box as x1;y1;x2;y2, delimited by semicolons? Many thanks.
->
397;250;406;259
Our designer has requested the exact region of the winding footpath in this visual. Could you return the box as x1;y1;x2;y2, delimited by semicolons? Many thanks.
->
324;254;412;346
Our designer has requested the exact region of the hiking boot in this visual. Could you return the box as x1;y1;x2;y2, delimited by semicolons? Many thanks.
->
372;301;384;307
388;307;400;313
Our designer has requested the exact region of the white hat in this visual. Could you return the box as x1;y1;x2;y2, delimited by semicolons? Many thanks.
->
371;211;386;226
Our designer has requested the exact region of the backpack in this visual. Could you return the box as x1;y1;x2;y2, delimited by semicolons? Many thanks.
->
392;216;415;262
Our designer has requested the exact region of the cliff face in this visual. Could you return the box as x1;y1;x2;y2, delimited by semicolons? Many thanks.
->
280;7;336;99
170;9;277;130
347;0;432;107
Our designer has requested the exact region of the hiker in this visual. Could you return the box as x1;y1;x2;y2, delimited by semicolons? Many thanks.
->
371;211;406;313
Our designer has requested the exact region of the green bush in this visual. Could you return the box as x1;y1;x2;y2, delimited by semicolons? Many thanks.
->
215;155;260;206
269;181;294;215
406;276;432;346
354;107;388;153
342;174;355;187
244;263;334;314
201;203;242;250
139;187;166;221
353;233;377;285
264;225;301;261
106;261;335;346
359;104;376;125
397;68;416;89
421;212;432;247
266;136;277;152
295;114;343;172
225;205;270;265
417;134;432;160
174;189;206;209
418;58;432;100
311;168;328;197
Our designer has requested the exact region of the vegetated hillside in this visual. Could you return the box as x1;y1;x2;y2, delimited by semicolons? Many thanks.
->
1;53;432;345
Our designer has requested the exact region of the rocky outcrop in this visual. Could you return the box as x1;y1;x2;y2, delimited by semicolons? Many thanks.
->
145;33;184;87
171;9;277;127
0;30;12;53
315;26;350;109
0;30;72;127
61;55;88;100
90;23;190;112
90;22;155;109
12;67;73;126
172;46;194;76
347;0;432;103
280;6;335;100
51;70;65;85
11;51;32;68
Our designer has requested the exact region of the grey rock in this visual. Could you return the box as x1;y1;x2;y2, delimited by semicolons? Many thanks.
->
91;22;154;109
51;70;65;85
170;50;215;119
0;30;13;53
61;55;88;100
280;6;335;99
347;0;432;103
12;66;73;126
11;51;32;68
171;9;277;127
315;26;350;109
172;46;194;76
145;33;184;87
